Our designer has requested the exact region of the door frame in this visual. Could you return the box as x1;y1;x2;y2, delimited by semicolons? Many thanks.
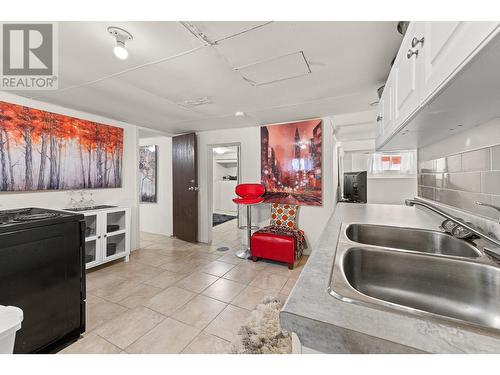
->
206;142;241;244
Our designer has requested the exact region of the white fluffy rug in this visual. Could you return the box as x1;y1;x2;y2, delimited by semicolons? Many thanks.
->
231;297;292;354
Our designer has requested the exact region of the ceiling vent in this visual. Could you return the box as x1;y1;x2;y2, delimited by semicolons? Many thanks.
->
234;51;311;86
177;96;212;108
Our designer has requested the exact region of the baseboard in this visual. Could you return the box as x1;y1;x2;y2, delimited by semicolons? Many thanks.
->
213;210;237;216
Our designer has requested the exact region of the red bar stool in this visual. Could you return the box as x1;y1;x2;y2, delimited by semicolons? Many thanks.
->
232;183;265;259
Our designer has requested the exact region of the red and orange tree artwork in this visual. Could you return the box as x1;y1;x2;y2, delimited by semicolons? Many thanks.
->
0;101;124;191
261;119;322;206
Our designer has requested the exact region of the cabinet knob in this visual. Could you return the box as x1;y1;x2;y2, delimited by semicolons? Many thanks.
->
407;48;419;59
411;36;425;48
376;115;383;122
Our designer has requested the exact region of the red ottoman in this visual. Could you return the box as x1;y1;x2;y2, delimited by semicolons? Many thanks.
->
251;232;296;269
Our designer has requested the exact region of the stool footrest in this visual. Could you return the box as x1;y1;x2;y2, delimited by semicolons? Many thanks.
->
251;232;296;267
238;225;260;231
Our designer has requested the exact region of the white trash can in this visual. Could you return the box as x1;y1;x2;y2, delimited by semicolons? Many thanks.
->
0;305;23;354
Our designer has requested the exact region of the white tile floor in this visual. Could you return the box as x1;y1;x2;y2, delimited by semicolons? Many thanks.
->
60;220;308;354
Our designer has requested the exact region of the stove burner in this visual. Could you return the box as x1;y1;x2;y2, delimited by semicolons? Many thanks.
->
0;208;68;227
13;213;61;222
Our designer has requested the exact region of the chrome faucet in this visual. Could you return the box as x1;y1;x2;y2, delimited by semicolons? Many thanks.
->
475;201;500;224
405;199;500;260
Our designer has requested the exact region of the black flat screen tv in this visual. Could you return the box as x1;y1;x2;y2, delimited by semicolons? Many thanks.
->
343;171;367;203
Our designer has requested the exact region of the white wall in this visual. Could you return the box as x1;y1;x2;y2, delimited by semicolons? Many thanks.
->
197;117;338;251
342;150;417;205
367;177;417;205
334;110;416;205
0;92;141;250
139;136;173;236
343;152;371;172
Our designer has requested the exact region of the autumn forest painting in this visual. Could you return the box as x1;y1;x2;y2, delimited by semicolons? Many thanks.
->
0;101;124;192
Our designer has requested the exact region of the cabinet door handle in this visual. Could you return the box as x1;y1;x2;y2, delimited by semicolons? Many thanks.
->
407;48;419;59
376;115;383;122
411;36;425;48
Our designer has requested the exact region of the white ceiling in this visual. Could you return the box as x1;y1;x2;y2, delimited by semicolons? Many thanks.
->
333;109;378;143
13;21;402;134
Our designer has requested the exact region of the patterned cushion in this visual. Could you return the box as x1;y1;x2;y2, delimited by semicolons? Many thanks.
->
270;203;298;229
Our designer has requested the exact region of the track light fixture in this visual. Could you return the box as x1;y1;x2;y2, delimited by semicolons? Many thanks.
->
107;26;133;60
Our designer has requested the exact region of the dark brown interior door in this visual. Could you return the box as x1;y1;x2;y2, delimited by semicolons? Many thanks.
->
172;133;198;242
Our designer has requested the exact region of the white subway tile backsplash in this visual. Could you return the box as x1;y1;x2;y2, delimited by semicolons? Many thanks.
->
418;143;500;221
491;195;500;219
422;174;436;187
461;148;491;172
435;173;444;189
435;189;463;208
443;172;481;193
420;186;435;200
446;154;462;173
419;160;434;173
435;158;447;173
461;193;493;218
492;145;500;170
418;174;423;185
481;171;500;195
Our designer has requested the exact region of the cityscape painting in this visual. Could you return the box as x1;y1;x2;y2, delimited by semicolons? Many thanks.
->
0;101;124;192
261;119;322;206
139;145;158;203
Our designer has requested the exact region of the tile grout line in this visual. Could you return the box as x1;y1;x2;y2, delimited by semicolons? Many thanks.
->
118;306;171;353
78;232;307;353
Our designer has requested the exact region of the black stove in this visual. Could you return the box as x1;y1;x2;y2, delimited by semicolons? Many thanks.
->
0;207;86;353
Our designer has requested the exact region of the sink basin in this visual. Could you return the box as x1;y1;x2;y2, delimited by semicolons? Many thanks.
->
339;247;500;331
345;223;481;258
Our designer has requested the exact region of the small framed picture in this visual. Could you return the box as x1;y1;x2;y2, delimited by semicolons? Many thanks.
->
139;145;158;203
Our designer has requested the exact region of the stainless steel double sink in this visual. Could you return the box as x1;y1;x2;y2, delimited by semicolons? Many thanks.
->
329;223;500;333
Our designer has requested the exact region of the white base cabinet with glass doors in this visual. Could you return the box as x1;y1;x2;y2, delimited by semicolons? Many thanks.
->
79;207;131;269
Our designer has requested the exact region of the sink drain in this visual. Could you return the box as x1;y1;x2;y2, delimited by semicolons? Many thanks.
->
216;246;230;252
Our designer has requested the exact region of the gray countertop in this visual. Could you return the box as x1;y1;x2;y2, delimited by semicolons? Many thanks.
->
280;203;500;353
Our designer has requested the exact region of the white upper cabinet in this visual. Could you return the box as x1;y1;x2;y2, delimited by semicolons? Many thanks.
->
421;21;499;101
376;67;395;146
393;22;422;127
376;21;500;150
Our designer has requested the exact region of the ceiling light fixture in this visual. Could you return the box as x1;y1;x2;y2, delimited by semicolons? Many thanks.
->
214;147;226;154
107;26;133;60
235;111;246;117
